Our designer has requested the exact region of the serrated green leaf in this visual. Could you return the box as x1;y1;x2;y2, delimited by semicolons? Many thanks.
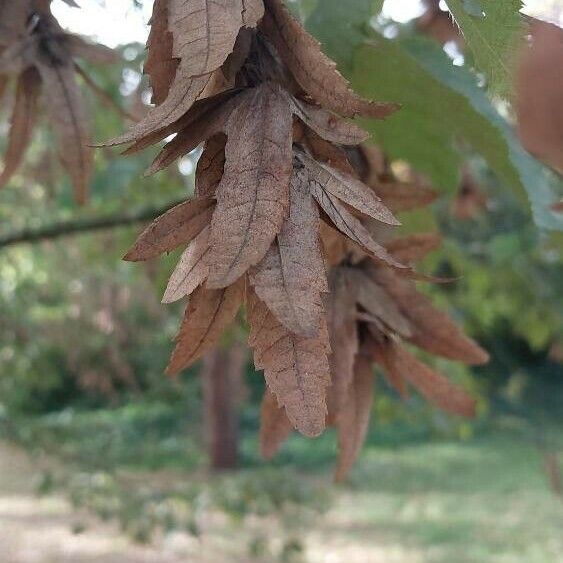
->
351;35;562;230
461;0;485;18
445;0;524;97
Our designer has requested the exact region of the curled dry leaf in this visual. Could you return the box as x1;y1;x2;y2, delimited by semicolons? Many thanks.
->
309;174;407;271
376;342;476;418
0;67;40;188
109;0;265;147
385;233;443;263
345;267;412;338
144;0;178;105
326;268;359;419
124;197;214;262
259;387;293;459
369;181;438;213
166;277;245;375
301;151;400;225
250;166;327;337
262;0;399;119
289;95;369;146
371;267;489;365
335;351;375;481
247;289;331;437
162;225;211;303
37;57;92;205
207;83;293;288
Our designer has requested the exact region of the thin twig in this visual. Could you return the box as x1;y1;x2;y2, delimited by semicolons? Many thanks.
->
0;198;185;248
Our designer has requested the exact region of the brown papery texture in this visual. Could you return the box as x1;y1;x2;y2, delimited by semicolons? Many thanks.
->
112;0;488;477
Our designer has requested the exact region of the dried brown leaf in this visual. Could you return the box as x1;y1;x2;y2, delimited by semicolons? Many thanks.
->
196;134;226;198
335;352;374;481
124;197;214;262
247;289;331;437
144;92;247;175
0;34;35;74
320;221;348;267
250;166;327;337
239;0;265;27
259;388;293;459
262;0;399;119
107;0;261;146
301;152;399;225
371;268;489;365
370;181;437;212
377;342;476;417
345;267;412;338
170;0;245;77
121;90;238;156
162;225;211;303
303;129;357;176
0;2;31;46
326;268;359;419
309;175;407;271
207;83;293;288
144;0;178;105
37;58;92;204
385;233;442;263
166;278;244;375
107;73;217;146
370;337;409;398
290;96;369;146
0;67;40;188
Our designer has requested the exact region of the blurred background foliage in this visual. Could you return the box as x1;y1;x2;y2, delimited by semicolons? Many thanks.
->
0;0;562;561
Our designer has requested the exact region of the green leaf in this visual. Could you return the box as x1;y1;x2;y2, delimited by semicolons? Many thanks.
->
444;0;524;97
351;35;562;230
287;0;319;21
461;0;485;18
306;0;375;72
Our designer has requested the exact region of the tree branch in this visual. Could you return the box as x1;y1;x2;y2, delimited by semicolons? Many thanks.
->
0;198;186;249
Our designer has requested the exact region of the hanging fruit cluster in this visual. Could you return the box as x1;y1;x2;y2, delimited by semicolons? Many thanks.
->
0;0;117;202
111;0;488;478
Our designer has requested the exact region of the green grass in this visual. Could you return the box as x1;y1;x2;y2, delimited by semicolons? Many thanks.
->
2;402;563;562
325;431;563;563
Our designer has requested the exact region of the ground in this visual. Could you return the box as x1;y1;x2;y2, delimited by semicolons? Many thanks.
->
1;429;563;563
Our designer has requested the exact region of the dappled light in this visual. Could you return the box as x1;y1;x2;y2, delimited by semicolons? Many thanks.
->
0;1;561;562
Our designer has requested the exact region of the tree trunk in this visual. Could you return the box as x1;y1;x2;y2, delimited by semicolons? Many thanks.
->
202;344;246;470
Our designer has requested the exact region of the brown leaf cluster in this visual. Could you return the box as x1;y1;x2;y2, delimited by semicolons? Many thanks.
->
263;148;489;479
0;0;118;202
116;0;488;476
